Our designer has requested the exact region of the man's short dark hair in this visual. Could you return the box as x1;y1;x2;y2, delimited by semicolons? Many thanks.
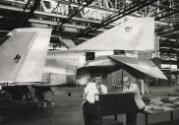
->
95;74;103;78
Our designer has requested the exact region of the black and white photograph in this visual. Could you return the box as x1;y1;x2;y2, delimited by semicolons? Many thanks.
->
0;0;179;125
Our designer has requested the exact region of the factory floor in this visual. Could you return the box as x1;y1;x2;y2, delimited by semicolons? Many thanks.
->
1;87;84;125
0;86;176;125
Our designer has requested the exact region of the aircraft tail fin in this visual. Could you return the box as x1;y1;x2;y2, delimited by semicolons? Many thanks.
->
0;28;52;84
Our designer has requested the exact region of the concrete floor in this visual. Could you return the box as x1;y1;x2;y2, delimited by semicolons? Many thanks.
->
0;86;176;125
1;87;84;125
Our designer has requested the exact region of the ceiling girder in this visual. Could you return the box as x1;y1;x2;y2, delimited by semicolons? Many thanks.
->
80;0;159;35
22;0;41;26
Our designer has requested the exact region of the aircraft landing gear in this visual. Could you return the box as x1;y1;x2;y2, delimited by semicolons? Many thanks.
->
35;100;55;111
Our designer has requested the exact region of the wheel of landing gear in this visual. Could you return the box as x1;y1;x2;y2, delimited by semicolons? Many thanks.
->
35;101;55;111
48;101;55;110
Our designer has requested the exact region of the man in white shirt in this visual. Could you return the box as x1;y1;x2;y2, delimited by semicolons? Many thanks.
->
83;75;108;125
83;75;108;104
123;76;150;124
123;77;146;110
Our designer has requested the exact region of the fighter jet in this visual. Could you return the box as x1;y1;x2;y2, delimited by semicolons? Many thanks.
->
0;18;167;111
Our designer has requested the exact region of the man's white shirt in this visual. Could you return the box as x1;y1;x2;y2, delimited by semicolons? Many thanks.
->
84;82;108;104
123;83;145;110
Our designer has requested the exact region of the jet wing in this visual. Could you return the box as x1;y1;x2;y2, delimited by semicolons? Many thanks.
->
78;55;167;80
109;55;167;80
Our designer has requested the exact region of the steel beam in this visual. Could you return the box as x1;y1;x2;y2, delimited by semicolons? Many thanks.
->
59;0;96;27
159;29;179;37
155;8;179;20
29;18;86;29
151;3;177;11
0;4;101;24
160;59;177;65
159;37;179;42
22;0;41;26
56;0;117;13
83;0;159;34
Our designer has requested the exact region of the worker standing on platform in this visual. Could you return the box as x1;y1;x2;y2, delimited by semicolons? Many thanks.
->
83;74;108;103
123;76;150;124
123;76;146;111
82;74;108;125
